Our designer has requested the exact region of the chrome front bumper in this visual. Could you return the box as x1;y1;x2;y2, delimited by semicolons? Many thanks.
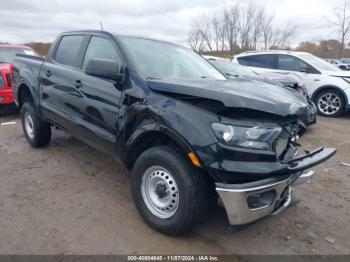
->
216;170;314;226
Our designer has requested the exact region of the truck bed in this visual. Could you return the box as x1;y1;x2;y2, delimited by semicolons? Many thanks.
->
13;54;45;106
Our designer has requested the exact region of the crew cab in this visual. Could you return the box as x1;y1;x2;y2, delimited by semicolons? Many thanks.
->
13;31;336;235
234;51;350;117
0;45;39;108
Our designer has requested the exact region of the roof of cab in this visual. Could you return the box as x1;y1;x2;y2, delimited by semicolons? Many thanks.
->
59;30;186;48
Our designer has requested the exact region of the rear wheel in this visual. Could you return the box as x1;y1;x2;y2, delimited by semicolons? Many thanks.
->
130;146;208;235
21;102;51;147
315;90;345;117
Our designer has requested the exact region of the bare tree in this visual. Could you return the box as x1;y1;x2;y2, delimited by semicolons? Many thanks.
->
261;14;275;50
222;5;240;53
239;1;256;50
251;7;265;49
327;0;350;57
191;13;214;52
211;13;227;51
187;28;203;52
187;1;296;53
274;25;297;49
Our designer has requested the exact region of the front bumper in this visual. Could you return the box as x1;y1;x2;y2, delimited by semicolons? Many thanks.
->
215;147;335;226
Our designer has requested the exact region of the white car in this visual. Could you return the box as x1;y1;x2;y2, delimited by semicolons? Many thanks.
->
325;59;350;71
233;51;350;117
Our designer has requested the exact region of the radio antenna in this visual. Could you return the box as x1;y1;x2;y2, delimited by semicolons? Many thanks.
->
100;21;104;31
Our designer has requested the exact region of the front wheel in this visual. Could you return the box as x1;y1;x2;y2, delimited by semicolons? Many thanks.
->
315;90;345;117
21;102;51;148
130;146;208;235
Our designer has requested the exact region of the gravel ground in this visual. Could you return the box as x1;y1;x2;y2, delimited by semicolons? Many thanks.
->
0;110;349;255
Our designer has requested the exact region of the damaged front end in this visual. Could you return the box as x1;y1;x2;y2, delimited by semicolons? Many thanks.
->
146;78;336;226
204;116;335;226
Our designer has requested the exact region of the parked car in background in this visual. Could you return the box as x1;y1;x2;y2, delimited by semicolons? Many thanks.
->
234;51;350;117
0;45;39;108
13;30;335;235
325;59;349;71
340;58;350;67
205;57;317;128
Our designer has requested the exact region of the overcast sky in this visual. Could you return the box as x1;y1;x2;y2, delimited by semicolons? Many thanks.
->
0;0;340;46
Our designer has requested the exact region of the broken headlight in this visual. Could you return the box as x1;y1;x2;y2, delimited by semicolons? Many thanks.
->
211;123;282;151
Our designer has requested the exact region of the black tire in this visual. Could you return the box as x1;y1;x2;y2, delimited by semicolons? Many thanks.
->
315;89;345;117
21;102;51;148
130;146;208;235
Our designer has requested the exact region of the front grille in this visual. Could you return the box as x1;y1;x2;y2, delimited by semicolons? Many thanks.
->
274;122;299;160
275;137;288;159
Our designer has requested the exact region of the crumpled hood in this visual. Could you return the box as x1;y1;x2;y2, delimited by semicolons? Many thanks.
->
148;78;309;117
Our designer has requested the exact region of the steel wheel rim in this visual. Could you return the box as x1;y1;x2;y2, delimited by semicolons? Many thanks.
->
141;166;179;219
318;93;341;115
24;112;35;139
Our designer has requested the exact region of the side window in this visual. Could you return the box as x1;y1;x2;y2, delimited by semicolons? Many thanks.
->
238;55;277;69
237;56;254;66
277;55;308;72
54;35;84;67
82;37;121;69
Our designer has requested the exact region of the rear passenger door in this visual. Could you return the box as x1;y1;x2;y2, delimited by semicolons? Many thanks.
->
237;54;278;74
40;34;88;129
66;35;124;154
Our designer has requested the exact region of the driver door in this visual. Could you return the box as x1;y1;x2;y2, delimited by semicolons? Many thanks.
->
67;36;124;154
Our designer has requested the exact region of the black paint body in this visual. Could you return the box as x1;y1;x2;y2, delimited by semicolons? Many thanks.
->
12;31;335;184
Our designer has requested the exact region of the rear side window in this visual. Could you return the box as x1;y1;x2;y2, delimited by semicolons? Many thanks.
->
82;37;121;69
277;55;308;71
237;54;277;69
54;35;84;67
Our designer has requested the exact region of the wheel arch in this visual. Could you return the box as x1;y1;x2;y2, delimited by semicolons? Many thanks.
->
311;85;349;106
17;82;36;109
123;123;200;170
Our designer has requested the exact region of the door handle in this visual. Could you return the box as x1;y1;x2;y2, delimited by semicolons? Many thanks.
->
46;70;52;77
74;80;83;88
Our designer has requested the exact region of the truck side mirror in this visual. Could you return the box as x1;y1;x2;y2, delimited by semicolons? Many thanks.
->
85;59;121;81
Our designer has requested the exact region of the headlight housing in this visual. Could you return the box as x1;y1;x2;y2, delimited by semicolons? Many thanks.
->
211;123;282;151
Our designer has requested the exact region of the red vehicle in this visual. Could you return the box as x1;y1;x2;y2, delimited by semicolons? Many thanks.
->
0;45;39;107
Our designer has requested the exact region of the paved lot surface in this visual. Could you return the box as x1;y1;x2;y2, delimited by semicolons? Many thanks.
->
0;110;349;255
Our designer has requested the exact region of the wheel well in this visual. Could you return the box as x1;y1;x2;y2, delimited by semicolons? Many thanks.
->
126;132;193;170
18;84;33;109
312;86;347;105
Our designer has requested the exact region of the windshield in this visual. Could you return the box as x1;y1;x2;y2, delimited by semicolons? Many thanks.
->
118;37;225;80
210;60;257;78
299;53;340;71
0;47;37;64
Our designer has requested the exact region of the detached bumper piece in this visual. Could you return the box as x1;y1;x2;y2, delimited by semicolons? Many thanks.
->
216;147;336;226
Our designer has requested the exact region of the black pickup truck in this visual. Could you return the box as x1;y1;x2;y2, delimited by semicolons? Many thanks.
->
13;30;336;235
